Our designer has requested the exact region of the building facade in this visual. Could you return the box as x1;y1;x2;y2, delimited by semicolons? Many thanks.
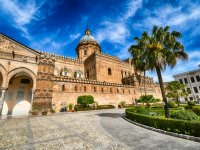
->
0;29;162;116
173;65;200;103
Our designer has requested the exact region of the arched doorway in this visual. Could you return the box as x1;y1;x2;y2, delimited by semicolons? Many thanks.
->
2;71;34;116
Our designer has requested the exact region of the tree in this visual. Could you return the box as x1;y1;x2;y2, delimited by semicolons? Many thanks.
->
137;95;160;108
129;26;188;118
77;95;94;107
129;32;150;95
166;81;188;106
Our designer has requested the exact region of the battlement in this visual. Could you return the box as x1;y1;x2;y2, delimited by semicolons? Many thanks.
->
36;50;84;63
54;75;134;88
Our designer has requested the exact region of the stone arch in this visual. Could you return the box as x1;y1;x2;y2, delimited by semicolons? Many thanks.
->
0;63;7;88
7;67;37;89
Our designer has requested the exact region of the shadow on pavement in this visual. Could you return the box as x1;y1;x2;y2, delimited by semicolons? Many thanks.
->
96;113;122;118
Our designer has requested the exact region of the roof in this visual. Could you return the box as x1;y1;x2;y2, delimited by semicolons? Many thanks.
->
173;68;200;77
79;28;98;44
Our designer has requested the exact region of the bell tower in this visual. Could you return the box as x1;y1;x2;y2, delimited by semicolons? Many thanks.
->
76;28;101;61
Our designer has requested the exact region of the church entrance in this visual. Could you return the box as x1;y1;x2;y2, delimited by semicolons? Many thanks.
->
2;72;33;116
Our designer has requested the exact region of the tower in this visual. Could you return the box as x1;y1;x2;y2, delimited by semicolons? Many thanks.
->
76;28;101;61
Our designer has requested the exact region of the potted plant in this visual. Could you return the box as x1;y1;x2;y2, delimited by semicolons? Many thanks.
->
30;110;39;116
42;109;48;115
68;103;73;112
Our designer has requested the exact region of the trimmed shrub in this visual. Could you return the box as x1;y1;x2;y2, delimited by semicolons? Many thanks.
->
125;109;200;137
97;105;115;109
188;100;196;106
77;95;94;107
168;100;177;108
136;108;149;115
74;105;115;111
192;106;200;116
171;110;199;121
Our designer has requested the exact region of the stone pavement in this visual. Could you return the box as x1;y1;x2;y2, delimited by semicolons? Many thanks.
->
0;109;200;150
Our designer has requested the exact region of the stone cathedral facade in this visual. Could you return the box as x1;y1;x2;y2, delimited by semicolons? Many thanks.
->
0;29;162;116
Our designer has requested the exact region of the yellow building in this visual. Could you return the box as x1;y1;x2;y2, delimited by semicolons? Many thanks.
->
0;28;161;116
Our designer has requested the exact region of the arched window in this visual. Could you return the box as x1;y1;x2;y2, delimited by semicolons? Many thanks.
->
75;85;77;91
108;68;111;75
84;50;87;55
62;67;69;76
101;87;104;93
62;85;65;91
122;89;124;93
117;88;119;93
110;88;112;93
94;87;96;92
84;86;86;92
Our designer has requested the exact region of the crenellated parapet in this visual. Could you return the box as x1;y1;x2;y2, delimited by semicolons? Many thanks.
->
54;75;134;88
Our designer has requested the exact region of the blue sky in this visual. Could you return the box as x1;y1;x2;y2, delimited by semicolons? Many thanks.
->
0;0;200;82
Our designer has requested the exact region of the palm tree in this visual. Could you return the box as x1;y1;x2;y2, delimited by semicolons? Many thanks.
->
129;26;188;118
129;32;150;95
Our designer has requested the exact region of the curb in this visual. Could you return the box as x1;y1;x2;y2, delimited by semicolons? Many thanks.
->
122;115;200;143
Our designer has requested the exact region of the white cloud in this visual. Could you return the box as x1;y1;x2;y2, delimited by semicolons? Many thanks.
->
69;33;81;41
0;0;48;39
95;0;142;44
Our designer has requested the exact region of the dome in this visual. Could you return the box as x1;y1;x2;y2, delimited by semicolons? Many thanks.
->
79;28;98;44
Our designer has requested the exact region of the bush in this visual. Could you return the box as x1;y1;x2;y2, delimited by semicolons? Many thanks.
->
97;105;115;109
118;101;126;108
188;100;196;106
136;108;149;115
77;95;94;107
171;110;199;121
168;100;177;108
74;105;115;111
125;109;200;137
192;106;200;116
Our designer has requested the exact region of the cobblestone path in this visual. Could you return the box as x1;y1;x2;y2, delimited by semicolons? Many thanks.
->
0;109;200;150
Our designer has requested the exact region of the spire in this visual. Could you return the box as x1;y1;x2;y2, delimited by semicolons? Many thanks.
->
85;25;91;35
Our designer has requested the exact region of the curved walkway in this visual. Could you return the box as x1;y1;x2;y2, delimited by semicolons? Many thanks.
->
0;109;199;150
99;109;200;150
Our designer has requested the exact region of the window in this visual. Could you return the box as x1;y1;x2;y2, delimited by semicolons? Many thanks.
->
108;68;112;75
84;50;87;55
122;89;124;93
184;78;188;84
196;75;200;82
62;85;65;91
101;87;104;93
110;88;112;93
94;87;96;92
75;86;77;91
187;88;191;94
193;87;198;93
21;79;30;84
84;86;86;92
179;79;183;84
129;89;130;94
117;88;119;93
190;76;195;83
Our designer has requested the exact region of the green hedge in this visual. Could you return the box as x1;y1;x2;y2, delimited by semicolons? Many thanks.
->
192;106;200;116
77;95;94;107
74;105;115;111
125;109;200;137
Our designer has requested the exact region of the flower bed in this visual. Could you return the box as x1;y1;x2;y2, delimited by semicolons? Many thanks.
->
125;109;200;137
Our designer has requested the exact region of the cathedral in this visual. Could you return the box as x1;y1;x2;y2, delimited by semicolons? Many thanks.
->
0;28;161;116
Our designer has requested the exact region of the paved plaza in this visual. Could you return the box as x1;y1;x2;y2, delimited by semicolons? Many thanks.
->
0;109;200;150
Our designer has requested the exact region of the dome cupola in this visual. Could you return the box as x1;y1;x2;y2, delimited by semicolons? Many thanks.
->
76;28;101;61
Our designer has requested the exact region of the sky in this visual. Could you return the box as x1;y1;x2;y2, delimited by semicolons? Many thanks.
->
0;0;200;82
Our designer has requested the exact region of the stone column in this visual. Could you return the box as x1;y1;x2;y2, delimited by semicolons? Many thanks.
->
30;89;35;111
0;88;7;116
